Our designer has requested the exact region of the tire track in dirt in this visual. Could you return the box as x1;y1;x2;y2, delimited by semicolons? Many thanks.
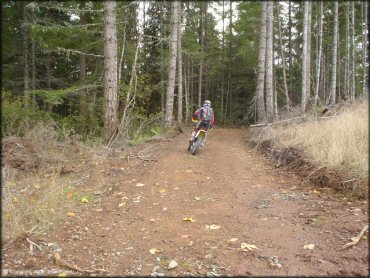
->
2;128;368;276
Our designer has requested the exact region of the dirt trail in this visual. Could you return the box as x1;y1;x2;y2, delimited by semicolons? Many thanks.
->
2;128;368;276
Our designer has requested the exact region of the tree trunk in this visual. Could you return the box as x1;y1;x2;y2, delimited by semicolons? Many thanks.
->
362;1;368;96
198;3;205;108
344;2;350;100
227;1;233;121
31;38;36;106
256;2;267;123
329;1;338;105
221;0;225;124
314;1;323;108
103;1;118;144
351;2;356;100
265;1;274;122
337;22;341;100
23;2;29;110
184;61;189;123
31;39;36;90
273;61;278;116
301;2;309;113
164;0;179;127
190;59;194;113
306;2;312;102
118;22;127;85
321;52;326;102
79;2;88;115
288;0;293;102
177;4;183;125
277;2;289;108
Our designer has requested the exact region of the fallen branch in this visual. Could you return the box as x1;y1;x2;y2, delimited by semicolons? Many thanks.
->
26;238;42;251
2;232;29;251
250;116;305;127
53;252;109;274
303;166;327;183
342;225;368;250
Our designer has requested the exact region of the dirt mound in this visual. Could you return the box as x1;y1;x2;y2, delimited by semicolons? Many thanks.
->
249;138;367;199
2;137;40;172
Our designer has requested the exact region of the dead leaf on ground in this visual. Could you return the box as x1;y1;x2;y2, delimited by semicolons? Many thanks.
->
303;244;316;250
149;248;162;255
205;224;221;230
67;212;76;217
66;192;74;199
81;197;89;203
183;217;196;222
240;242;259;252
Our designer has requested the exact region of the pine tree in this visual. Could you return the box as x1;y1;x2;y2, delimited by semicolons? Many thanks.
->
256;2;267;123
265;1;274;122
165;1;179;127
329;1;338;105
103;1;118;143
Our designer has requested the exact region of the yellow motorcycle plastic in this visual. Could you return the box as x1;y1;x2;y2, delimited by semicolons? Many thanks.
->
189;129;207;155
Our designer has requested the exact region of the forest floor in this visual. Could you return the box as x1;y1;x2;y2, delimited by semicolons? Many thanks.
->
2;128;368;276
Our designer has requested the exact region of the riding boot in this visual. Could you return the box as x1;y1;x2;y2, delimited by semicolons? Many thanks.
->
188;131;196;150
190;131;196;141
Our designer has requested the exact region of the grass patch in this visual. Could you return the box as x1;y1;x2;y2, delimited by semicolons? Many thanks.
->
2;122;107;242
2;173;75;242
258;100;368;179
128;125;166;145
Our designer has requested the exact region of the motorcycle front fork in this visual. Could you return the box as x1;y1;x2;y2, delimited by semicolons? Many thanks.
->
190;131;207;146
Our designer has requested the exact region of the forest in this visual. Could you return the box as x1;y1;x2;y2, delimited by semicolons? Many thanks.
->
2;1;368;143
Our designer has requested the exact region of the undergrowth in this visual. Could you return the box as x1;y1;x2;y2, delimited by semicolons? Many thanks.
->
2;104;167;242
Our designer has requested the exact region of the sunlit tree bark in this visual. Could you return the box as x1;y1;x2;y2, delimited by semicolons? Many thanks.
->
255;1;267;123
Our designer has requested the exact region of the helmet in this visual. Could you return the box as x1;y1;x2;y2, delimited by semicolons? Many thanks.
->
203;100;211;107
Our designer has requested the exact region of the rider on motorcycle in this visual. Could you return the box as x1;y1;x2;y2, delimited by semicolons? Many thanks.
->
188;100;215;149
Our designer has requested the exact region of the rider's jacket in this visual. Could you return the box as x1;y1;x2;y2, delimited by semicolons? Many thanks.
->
192;106;215;128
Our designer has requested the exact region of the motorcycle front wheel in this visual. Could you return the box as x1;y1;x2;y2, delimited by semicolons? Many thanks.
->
190;138;203;155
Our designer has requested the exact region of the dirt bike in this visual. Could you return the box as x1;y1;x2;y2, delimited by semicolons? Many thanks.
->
188;122;211;155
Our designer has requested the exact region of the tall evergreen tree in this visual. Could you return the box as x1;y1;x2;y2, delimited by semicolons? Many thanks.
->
165;1;179;127
103;1;118;143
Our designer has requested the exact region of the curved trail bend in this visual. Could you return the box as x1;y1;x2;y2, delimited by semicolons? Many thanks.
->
4;128;368;276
